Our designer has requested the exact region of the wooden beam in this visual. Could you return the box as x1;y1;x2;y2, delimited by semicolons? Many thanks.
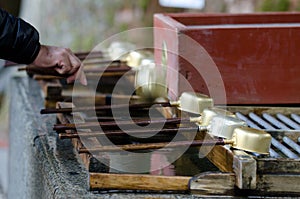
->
90;173;190;191
233;150;256;189
189;172;235;195
256;174;300;194
257;158;300;174
63;93;141;107
56;102;107;172
195;132;234;172
38;79;63;108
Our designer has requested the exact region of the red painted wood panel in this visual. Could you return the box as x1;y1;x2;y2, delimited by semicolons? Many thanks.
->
154;13;300;105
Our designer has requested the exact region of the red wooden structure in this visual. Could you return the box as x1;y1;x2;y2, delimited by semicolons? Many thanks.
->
154;13;300;105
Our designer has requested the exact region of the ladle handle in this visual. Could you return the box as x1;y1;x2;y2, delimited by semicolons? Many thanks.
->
59;126;200;139
53;117;193;131
19;65;70;77
79;139;227;153
41;102;171;114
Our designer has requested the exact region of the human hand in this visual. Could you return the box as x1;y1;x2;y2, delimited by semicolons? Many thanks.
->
32;45;87;85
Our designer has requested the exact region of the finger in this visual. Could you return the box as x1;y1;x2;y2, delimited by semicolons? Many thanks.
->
66;73;77;83
68;54;81;74
66;71;87;85
79;70;88;85
55;57;74;74
55;49;77;74
55;64;72;74
76;65;87;85
55;65;66;74
66;66;87;85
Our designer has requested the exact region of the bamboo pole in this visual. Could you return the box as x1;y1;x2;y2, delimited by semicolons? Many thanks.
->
58;126;200;139
53;117;193;131
79;139;232;153
41;101;171;114
90;173;190;191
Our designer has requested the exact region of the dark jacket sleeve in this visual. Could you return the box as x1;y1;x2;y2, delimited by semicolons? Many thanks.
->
0;8;40;64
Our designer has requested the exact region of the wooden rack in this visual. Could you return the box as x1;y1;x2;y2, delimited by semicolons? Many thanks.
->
28;48;300;197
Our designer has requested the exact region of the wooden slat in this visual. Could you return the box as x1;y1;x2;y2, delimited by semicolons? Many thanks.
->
90;173;190;191
189;172;235;195
38;79;63;108
195;132;234;172
177;110;236;173
62;93;141;107
177;109;235;172
56;102;105;172
206;146;234;172
257;158;300;174
256;174;300;194
56;103;77;150
33;75;63;81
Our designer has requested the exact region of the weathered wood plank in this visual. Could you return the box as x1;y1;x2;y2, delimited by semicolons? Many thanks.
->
38;79;63;108
90;173;190;191
56;103;81;150
178;110;235;172
189;172;235;195
257;158;300;174
56;102;106;172
62;93;141;107
233;150;256;189
256;174;300;193
195;132;234;172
